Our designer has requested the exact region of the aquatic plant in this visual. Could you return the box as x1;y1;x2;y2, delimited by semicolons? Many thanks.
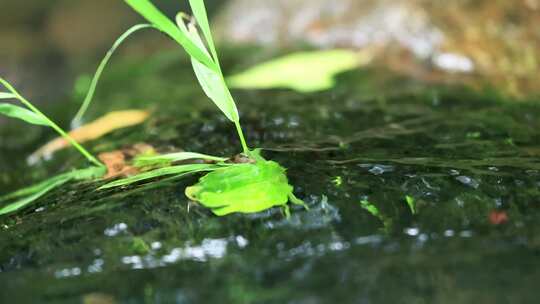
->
0;79;107;214
97;0;307;215
0;78;102;167
0;166;105;216
0;0;307;217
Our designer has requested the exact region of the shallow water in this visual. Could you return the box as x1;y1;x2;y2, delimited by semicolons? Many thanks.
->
1;53;540;303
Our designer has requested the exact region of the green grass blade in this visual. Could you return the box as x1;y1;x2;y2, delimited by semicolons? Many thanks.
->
134;152;227;167
72;24;155;127
124;0;217;71
0;78;103;167
0;103;49;126
188;0;219;65
0;166;105;216
99;164;221;189
177;18;239;122
360;200;381;217
0;92;16;99
0;175;71;216
70;166;107;181
0;175;67;203
405;195;417;214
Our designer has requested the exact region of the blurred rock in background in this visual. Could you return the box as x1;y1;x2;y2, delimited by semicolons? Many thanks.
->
1;0;539;100
214;0;540;98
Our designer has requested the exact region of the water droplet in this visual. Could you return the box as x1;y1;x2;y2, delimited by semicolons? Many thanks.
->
456;176;479;189
104;223;128;237
405;227;419;236
367;164;394;175
449;169;460;176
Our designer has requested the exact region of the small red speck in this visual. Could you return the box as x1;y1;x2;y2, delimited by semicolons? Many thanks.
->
489;210;508;225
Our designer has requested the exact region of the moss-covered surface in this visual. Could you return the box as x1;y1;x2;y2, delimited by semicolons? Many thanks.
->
1;51;540;303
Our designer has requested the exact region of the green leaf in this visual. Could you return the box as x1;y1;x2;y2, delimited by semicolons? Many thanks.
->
188;0;219;65
0;176;71;216
0;166;105;216
0;92;15;99
134;151;228;167
70;166;107;181
99;164;221;189
185;158;304;216
0;77;104;167
72;24;155;126
405;195;417;214
124;0;216;71
0;103;49;126
228;50;365;92
359;200;380;217
176;17;239;122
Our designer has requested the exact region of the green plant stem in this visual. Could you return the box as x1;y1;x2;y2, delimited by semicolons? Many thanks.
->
0;78;104;167
234;121;249;154
72;24;155;126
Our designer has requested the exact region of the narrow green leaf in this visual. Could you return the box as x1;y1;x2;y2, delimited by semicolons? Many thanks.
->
0;167;106;216
0;92;15;99
0;77;104;167
405;195;417;214
72;24;155;126
360;200;380;217
70;166;107;181
134;152;227;167
228;50;365;92
0;175;66;203
99;164;221;189
0;103;49;126
0;175;70;216
176;17;239;122
124;0;216;71
188;0;219;65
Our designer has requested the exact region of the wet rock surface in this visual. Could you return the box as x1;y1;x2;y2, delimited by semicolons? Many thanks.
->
1;53;540;302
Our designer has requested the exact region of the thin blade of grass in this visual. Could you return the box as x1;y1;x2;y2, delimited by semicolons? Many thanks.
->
71;24;155;127
0;103;49;126
70;166;107;181
124;0;216;71
0;175;71;216
134;152;227;167
0;77;103;167
99;163;220;189
188;0;219;65
0;92;15;99
0;166;105;216
405;195;417;214
176;17;239;122
0;175;67;203
359;200;381;217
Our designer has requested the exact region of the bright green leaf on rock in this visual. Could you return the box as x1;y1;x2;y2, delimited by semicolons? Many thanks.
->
227;49;367;92
185;151;307;216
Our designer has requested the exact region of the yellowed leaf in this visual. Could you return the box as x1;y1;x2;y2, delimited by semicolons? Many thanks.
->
29;110;149;163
